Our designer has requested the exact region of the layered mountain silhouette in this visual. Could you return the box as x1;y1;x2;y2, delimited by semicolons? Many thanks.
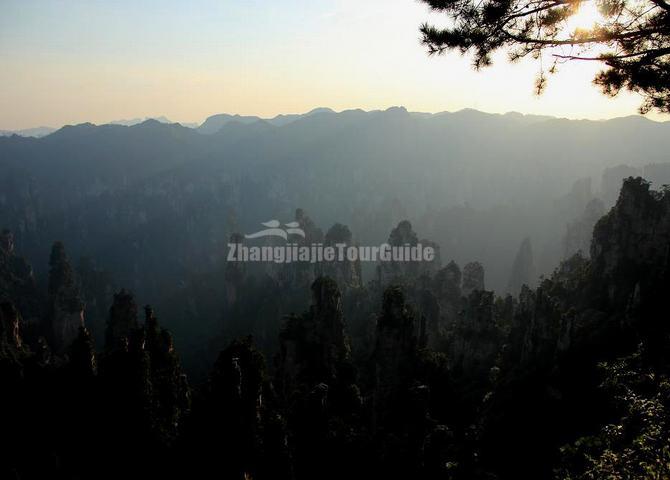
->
2;107;670;370
3;107;669;283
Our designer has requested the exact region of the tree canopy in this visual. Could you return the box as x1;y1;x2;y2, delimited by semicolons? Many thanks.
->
419;0;670;113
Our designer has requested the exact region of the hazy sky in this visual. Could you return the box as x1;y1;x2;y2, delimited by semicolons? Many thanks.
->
0;0;664;130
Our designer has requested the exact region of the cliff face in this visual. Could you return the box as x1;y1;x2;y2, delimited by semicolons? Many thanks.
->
0;229;42;340
99;294;190;455
277;277;351;397
183;337;270;479
590;177;670;354
46;241;84;352
477;178;670;478
506;237;535;296
449;290;502;379
104;289;139;351
373;286;418;423
274;277;363;480
143;305;191;443
418;261;462;349
76;256;114;348
591;177;670;295
498;176;670;375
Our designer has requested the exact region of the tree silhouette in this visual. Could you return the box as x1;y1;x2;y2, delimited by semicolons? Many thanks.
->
419;0;670;113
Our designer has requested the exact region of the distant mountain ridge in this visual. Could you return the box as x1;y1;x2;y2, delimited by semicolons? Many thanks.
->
4;107;666;138
196;107;337;134
0;116;196;137
0;126;57;138
2;105;670;293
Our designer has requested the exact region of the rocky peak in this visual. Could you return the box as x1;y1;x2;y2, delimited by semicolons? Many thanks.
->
105;289;139;351
424;261;463;348
48;241;78;297
68;326;97;377
416;288;441;349
378;286;415;332
312;277;349;365
461;261;485;296
372;287;419;428
211;337;265;411
295;208;324;244
379;221;437;285
0;229;41;342
322;223;362;289
324;223;352;245
143;304;177;358
591;177;670;281
507;237;535;296
388;220;418;246
311;276;342;319
590;177;670;353
277;277;350;394
435;261;462;300
46;241;84;353
449;290;501;379
601;165;642;206
144;304;158;333
275;209;323;289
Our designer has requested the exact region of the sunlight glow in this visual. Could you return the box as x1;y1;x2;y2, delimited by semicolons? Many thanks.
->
565;1;605;33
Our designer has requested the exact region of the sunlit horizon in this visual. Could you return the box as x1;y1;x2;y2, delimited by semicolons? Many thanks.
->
5;104;668;133
1;0;666;131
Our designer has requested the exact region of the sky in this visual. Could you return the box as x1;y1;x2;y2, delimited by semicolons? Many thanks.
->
0;0;664;130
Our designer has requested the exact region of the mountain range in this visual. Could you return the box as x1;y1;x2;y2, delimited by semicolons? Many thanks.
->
2;105;669;361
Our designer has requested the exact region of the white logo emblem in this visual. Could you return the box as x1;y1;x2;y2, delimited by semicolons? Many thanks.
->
244;220;306;240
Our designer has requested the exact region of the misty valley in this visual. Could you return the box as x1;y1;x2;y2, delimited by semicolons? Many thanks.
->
1;108;670;479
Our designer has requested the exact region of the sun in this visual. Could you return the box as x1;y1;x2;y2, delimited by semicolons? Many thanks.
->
565;1;604;33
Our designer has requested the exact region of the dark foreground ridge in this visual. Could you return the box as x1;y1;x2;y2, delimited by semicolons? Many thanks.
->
1;177;670;479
